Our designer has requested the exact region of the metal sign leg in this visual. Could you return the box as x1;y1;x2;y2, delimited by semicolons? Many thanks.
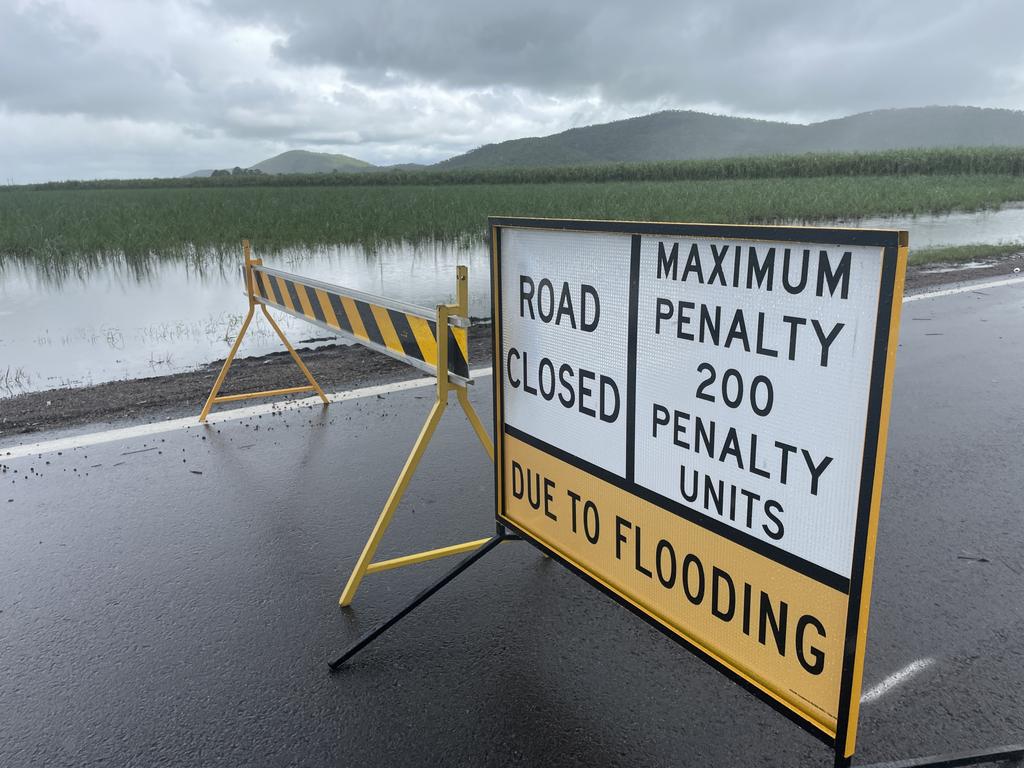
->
850;745;1024;768
328;534;509;670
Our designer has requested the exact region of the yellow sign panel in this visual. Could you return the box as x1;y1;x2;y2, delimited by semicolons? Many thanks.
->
504;433;846;732
490;218;907;760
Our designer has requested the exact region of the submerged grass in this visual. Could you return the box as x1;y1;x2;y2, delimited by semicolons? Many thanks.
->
3;174;1024;274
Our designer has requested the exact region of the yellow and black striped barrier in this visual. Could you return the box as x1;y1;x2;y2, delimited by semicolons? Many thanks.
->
251;265;471;383
199;240;493;609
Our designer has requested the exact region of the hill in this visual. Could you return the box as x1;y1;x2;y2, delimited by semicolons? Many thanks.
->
802;107;1024;151
185;150;377;178
436;106;1024;169
250;150;376;175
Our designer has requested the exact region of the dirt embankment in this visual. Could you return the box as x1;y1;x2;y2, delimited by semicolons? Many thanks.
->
1;258;1021;438
0;326;494;437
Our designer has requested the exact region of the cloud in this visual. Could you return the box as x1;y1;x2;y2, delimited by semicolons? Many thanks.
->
215;0;1024;113
1;0;1023;181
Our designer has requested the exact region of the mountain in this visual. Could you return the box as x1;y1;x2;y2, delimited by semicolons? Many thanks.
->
801;107;1024;152
185;149;377;177
436;106;1024;170
182;106;1024;178
250;149;376;174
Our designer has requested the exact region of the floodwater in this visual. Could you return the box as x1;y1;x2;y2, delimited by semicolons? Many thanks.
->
836;204;1024;245
1;205;1022;396
0;241;490;395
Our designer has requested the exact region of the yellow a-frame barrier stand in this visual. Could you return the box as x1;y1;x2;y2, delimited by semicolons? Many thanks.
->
338;266;494;607
198;239;493;607
199;240;328;422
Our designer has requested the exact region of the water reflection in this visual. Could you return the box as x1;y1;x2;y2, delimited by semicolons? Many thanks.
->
0;240;491;396
832;204;1024;246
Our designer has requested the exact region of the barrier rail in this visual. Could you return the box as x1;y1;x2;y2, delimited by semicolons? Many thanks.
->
250;264;471;383
199;240;493;606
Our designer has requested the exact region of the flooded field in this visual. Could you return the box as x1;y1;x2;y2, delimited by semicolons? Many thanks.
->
0;241;490;395
839;204;1024;248
1;205;1022;396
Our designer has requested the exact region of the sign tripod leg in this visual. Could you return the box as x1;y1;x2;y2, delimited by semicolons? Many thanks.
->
845;745;1024;768
328;534;514;670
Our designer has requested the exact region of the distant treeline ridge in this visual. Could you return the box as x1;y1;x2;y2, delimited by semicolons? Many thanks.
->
9;146;1024;192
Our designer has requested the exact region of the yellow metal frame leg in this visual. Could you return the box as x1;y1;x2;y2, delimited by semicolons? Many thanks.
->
339;398;447;606
456;385;494;460
198;239;328;422
338;265;499;607
199;304;255;423
364;537;494;574
260;305;329;405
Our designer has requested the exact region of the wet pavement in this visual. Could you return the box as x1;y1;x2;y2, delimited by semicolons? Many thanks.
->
1;283;1023;767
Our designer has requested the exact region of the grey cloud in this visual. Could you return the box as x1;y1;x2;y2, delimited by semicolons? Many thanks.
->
0;3;173;118
2;0;1023;182
0;2;310;134
214;0;1024;114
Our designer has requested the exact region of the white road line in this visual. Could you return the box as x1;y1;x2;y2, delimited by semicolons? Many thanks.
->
904;275;1024;302
860;657;935;704
1;367;493;460
3;273;1023;460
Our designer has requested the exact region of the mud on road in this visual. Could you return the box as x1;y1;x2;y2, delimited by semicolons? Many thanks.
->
1;257;1021;437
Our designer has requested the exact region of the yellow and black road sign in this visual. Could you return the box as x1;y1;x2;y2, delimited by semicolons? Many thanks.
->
251;265;471;383
489;217;907;763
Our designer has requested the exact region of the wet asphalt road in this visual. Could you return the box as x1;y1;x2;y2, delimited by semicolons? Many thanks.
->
1;283;1023;768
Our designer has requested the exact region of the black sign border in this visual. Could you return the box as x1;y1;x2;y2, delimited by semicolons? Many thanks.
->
489;216;906;757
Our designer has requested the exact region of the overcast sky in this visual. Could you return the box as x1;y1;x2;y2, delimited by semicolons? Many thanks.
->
2;0;1022;183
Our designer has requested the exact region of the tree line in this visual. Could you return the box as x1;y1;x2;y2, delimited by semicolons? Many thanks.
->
9;146;1024;192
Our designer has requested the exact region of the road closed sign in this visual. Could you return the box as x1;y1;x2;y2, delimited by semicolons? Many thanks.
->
490;217;907;759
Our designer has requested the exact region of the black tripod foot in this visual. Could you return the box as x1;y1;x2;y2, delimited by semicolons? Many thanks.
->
328;534;508;671
853;744;1024;768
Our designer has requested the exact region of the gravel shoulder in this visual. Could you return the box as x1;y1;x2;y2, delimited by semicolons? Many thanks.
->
1;257;1021;438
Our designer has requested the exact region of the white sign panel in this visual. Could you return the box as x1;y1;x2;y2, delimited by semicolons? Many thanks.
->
500;228;633;475
632;236;882;580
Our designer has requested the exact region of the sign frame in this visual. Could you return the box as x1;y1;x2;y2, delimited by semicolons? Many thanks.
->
489;216;908;762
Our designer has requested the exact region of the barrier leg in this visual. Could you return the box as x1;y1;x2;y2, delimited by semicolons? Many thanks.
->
339;397;448;607
456;385;494;460
260;305;329;405
199;239;328;421
199;305;255;422
337;273;495;605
